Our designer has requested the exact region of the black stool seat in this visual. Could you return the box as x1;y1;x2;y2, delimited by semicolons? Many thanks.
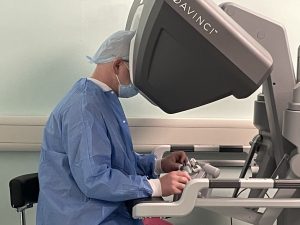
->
9;173;39;209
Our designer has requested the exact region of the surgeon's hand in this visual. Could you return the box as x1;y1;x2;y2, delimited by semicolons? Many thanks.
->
161;151;188;173
159;171;191;196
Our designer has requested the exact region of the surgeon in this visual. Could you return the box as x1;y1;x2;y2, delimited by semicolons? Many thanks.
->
37;30;191;225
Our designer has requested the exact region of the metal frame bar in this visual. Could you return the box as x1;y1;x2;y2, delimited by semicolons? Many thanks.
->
16;204;33;225
132;178;300;219
152;145;250;167
196;198;300;208
20;211;26;225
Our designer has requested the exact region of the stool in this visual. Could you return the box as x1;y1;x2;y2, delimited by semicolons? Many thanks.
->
143;218;173;225
9;173;39;225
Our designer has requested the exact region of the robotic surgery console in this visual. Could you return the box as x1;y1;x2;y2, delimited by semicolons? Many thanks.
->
126;0;273;113
126;1;300;225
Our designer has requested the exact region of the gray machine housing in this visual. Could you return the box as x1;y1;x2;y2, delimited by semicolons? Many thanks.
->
126;0;272;113
126;1;300;225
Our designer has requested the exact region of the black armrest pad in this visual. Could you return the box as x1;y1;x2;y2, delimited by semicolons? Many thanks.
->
126;197;165;215
9;173;39;208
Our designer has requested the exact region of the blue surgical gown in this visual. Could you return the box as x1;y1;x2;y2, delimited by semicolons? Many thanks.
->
37;78;156;225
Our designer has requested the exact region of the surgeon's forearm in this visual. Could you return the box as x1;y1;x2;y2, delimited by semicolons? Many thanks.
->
71;165;153;202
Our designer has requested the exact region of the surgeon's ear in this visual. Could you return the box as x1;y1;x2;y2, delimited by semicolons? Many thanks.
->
112;58;123;75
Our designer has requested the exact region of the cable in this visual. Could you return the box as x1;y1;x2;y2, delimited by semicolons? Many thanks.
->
297;45;300;83
236;188;248;197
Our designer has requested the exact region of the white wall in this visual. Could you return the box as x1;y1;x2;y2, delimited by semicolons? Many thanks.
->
0;0;134;115
1;0;299;119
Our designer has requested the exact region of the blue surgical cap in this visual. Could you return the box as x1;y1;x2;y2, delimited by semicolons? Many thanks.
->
87;30;135;64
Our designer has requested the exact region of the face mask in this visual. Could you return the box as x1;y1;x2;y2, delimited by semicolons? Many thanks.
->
115;62;139;98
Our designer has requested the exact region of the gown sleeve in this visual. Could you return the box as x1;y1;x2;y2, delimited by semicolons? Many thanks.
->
134;152;157;179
